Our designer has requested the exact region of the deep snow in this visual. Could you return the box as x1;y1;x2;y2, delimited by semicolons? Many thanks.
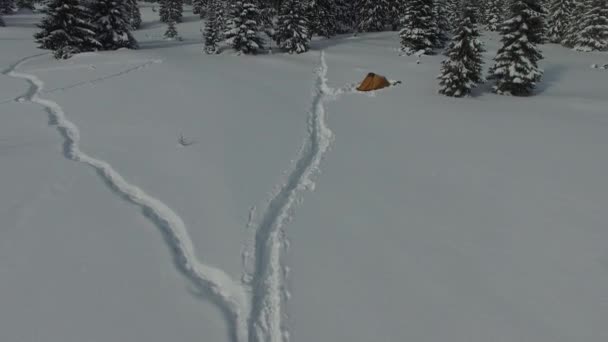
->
1;4;608;342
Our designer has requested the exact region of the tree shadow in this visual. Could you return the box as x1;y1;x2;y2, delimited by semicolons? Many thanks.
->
534;63;567;95
137;39;201;51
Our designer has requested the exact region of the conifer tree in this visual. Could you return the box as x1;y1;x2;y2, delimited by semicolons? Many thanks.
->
308;0;337;38
335;0;356;33
0;0;15;14
400;0;435;54
159;0;169;22
203;0;223;53
438;0;485;97
225;1;265;54
34;0;100;59
275;0;310;53
164;18;178;39
90;0;138;50
486;0;505;31
126;0;142;29
570;0;608;51
432;0;450;48
528;0;547;43
193;0;207;16
0;14;4;27
445;0;461;29
563;0;587;47
308;0;336;38
357;0;389;32
488;0;544;96
17;0;34;10
547;0;572;43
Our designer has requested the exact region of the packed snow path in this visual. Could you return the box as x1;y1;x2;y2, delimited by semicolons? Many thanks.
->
3;51;349;342
3;55;249;342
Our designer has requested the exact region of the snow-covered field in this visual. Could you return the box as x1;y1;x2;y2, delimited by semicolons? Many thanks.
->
2;5;608;342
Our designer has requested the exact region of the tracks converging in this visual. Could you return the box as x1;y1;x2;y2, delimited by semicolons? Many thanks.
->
3;51;343;342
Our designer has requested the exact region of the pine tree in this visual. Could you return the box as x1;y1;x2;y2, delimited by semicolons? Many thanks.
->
308;0;337;38
438;0;485;97
488;0;544;96
528;0;547;44
0;0;15;14
275;0;310;53
126;0;142;29
0;13;5;26
335;0;356;33
34;0;100;59
90;0;138;50
193;0;207;16
203;0;223;53
357;0;389;32
570;0;608;51
432;0;450;48
563;0;588;47
17;0;33;10
225;1;265;54
547;0;572;43
160;0;183;23
17;0;34;10
445;0;461;30
164;19;179;39
485;0;505;31
400;0;435;54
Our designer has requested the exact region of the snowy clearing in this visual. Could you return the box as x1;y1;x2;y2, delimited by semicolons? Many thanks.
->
1;5;608;342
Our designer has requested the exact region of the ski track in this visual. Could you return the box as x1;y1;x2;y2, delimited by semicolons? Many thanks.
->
0;58;161;105
2;55;248;342
3;51;355;342
247;51;336;342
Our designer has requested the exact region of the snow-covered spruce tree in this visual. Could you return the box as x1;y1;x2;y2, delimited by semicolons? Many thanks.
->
193;0;207;16
275;0;309;53
203;0;223;53
400;0;435;54
486;0;505;31
488;0;544;96
335;0;356;33
17;0;34;10
162;0;183;37
164;0;183;23
34;0;100;59
570;0;608;51
159;0;168;22
547;0;573;43
445;0;461;29
432;0;450;48
308;0;337;38
438;0;485;97
126;0;142;30
356;0;389;32
523;0;547;44
164;18;179;39
225;1;265;54
563;0;588;47
90;0;138;50
0;0;15;14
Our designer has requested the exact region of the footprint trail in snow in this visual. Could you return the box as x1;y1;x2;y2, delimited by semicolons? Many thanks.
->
4;51;349;342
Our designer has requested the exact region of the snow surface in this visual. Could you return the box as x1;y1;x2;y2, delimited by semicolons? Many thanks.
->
2;5;608;342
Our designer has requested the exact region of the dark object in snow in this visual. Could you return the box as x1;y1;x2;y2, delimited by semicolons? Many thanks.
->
178;134;197;147
357;73;397;92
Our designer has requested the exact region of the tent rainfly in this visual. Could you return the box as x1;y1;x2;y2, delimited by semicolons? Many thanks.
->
357;73;391;92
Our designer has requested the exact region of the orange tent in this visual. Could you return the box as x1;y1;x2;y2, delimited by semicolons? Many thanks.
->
357;73;391;92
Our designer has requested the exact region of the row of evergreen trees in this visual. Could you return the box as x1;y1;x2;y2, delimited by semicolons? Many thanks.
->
439;0;545;97
33;0;140;59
